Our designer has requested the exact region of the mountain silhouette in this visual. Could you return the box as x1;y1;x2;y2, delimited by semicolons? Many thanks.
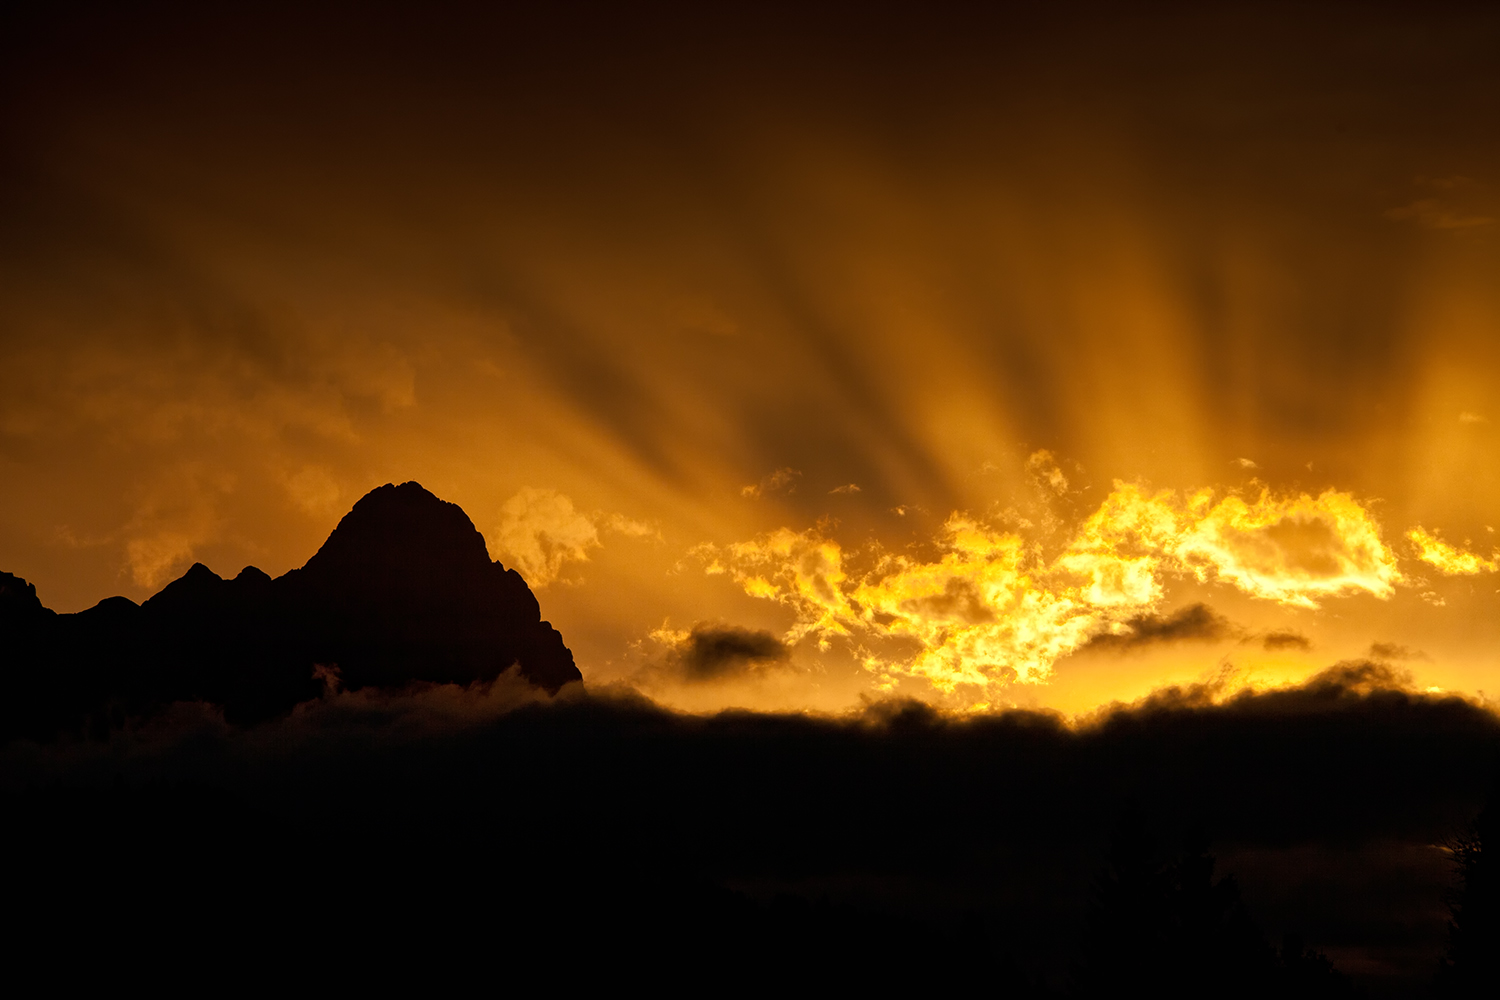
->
0;482;580;737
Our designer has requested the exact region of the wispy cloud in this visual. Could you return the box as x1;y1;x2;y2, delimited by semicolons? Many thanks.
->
1386;199;1495;230
491;489;658;587
742;467;802;499
1407;527;1496;575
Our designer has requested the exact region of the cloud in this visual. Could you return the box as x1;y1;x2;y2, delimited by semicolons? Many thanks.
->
742;467;802;499
1297;659;1414;696
1082;604;1235;652
1259;630;1312;651
829;483;861;494
1407;526;1496;575
122;466;232;588
1235;458;1258;469
1026;450;1069;494
126;532;207;589
1369;641;1427;661
1386;199;1495;230
601;512;660;539
1459;411;1487;424
489;488;659;587
655;623;792;682
1164;488;1402;607
491;488;601;586
282;465;343;517
712;513;1113;691
2;325;418;453
705;482;1402;693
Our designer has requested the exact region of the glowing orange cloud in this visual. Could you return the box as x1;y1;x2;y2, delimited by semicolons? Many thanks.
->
1171;489;1402;607
706;484;1403;693
1406;527;1497;575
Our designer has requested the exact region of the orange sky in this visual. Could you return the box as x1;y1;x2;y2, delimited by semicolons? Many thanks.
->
4;4;1500;714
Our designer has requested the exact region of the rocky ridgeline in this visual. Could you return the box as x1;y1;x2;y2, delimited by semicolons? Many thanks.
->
0;482;580;737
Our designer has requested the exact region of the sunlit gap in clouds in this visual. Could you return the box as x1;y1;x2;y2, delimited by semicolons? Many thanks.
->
4;3;1500;722
674;467;1500;709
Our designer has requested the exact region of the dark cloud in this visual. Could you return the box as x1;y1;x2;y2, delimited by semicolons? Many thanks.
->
672;624;789;681
1260;630;1312;651
1082;603;1235;652
1300;660;1415;696
1124;661;1418;717
7;663;1497;994
901;576;996;625
1369;641;1427;661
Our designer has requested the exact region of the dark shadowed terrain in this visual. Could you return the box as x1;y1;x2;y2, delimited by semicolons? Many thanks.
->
3;486;1498;995
0;482;578;737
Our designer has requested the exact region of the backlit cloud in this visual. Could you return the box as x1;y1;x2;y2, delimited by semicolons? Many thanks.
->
706;483;1402;693
490;489;659;587
122;466;232;588
492;488;600;586
1171;489;1402;607
1406;527;1496;575
1026;450;1070;494
742;468;802;499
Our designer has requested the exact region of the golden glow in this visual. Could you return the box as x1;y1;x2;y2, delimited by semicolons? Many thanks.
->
5;8;1500;716
1174;490;1403;608
1406;527;1497;575
707;484;1403;694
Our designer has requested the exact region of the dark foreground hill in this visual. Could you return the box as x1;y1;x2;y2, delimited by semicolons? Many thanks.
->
5;490;1499;993
0;482;579;737
3;666;1497;996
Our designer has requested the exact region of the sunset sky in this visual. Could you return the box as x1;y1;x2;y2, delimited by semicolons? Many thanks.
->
5;3;1500;716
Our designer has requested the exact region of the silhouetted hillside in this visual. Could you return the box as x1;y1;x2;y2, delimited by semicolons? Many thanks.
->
5;667;1495;995
0;482;579;737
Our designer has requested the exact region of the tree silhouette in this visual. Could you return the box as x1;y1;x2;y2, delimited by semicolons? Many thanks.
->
1277;933;1353;999
1076;803;1351;998
1437;779;1499;996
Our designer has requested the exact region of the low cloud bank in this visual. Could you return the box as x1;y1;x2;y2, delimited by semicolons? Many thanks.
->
5;663;1495;993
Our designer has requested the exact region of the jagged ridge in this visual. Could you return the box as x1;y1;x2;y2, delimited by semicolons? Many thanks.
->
0;482;580;737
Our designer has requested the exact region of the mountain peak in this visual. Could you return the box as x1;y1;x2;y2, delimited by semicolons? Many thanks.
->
142;561;224;613
0;571;51;623
277;480;577;694
298;481;493;586
0;481;579;736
